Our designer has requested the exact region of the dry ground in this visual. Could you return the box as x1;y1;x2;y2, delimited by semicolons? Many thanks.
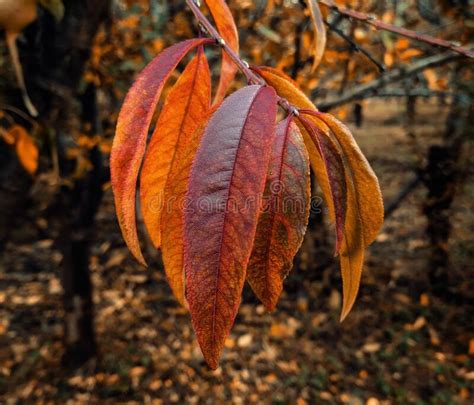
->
0;99;473;404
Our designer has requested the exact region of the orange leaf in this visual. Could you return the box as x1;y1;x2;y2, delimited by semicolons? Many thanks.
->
205;0;239;104
110;38;213;266
184;85;278;369
2;125;39;175
247;117;311;311
315;114;384;247
303;112;383;319
305;0;327;71
14;126;38;175
339;180;365;321
140;48;211;249
161;106;219;307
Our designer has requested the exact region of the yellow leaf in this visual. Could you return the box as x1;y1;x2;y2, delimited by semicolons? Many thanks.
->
305;0;327;71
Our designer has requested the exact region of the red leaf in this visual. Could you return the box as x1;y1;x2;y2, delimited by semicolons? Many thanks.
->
247;117;311;311
110;38;212;266
184;85;278;369
299;115;347;253
205;0;239;104
140;48;211;250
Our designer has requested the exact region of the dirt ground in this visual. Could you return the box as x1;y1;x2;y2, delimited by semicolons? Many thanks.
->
0;99;472;404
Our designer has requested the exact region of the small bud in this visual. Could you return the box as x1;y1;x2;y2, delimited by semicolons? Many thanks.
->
242;60;250;69
218;38;226;46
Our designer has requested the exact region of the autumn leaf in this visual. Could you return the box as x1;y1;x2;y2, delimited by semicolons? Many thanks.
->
1;125;39;175
305;0;327;71
301;110;383;319
253;66;383;318
140;47;211;249
299;115;347;253
252;66;335;223
110;38;213;266
247;117;311;311
184;85;278;369
313;113;384;247
204;0;239;104
339;182;365;321
161;107;219;307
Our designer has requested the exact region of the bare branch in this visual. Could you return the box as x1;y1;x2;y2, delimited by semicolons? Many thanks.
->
318;0;474;58
317;52;463;110
324;20;385;73
185;0;299;115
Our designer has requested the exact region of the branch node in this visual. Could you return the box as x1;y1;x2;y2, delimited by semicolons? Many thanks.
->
218;38;226;46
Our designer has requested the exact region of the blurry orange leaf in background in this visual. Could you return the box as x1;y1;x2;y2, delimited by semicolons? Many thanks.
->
1;125;39;175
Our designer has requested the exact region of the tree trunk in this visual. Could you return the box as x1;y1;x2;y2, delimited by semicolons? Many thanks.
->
20;0;110;366
422;66;472;295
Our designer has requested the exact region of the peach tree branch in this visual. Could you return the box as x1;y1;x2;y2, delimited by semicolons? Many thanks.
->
318;0;474;58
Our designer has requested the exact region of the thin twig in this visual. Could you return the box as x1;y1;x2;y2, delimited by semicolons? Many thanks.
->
185;0;263;85
325;20;385;73
185;0;299;115
317;52;462;110
318;0;474;58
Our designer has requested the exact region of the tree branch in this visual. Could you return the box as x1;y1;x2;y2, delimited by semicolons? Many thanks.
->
317;52;462;110
185;0;298;115
318;0;474;58
324;19;385;73
185;0;263;85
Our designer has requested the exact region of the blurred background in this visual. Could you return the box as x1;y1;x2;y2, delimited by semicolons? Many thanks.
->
0;0;472;403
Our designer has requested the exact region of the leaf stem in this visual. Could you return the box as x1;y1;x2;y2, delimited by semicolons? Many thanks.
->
185;0;299;116
185;0;263;85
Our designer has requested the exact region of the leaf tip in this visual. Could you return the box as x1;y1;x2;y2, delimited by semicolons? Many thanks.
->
339;308;350;323
201;347;221;370
339;296;357;322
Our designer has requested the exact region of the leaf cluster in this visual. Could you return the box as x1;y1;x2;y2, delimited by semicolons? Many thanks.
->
111;0;383;369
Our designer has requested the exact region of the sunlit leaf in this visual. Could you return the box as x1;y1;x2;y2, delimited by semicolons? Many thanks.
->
314;113;384;247
110;38;213;266
140;47;211;249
